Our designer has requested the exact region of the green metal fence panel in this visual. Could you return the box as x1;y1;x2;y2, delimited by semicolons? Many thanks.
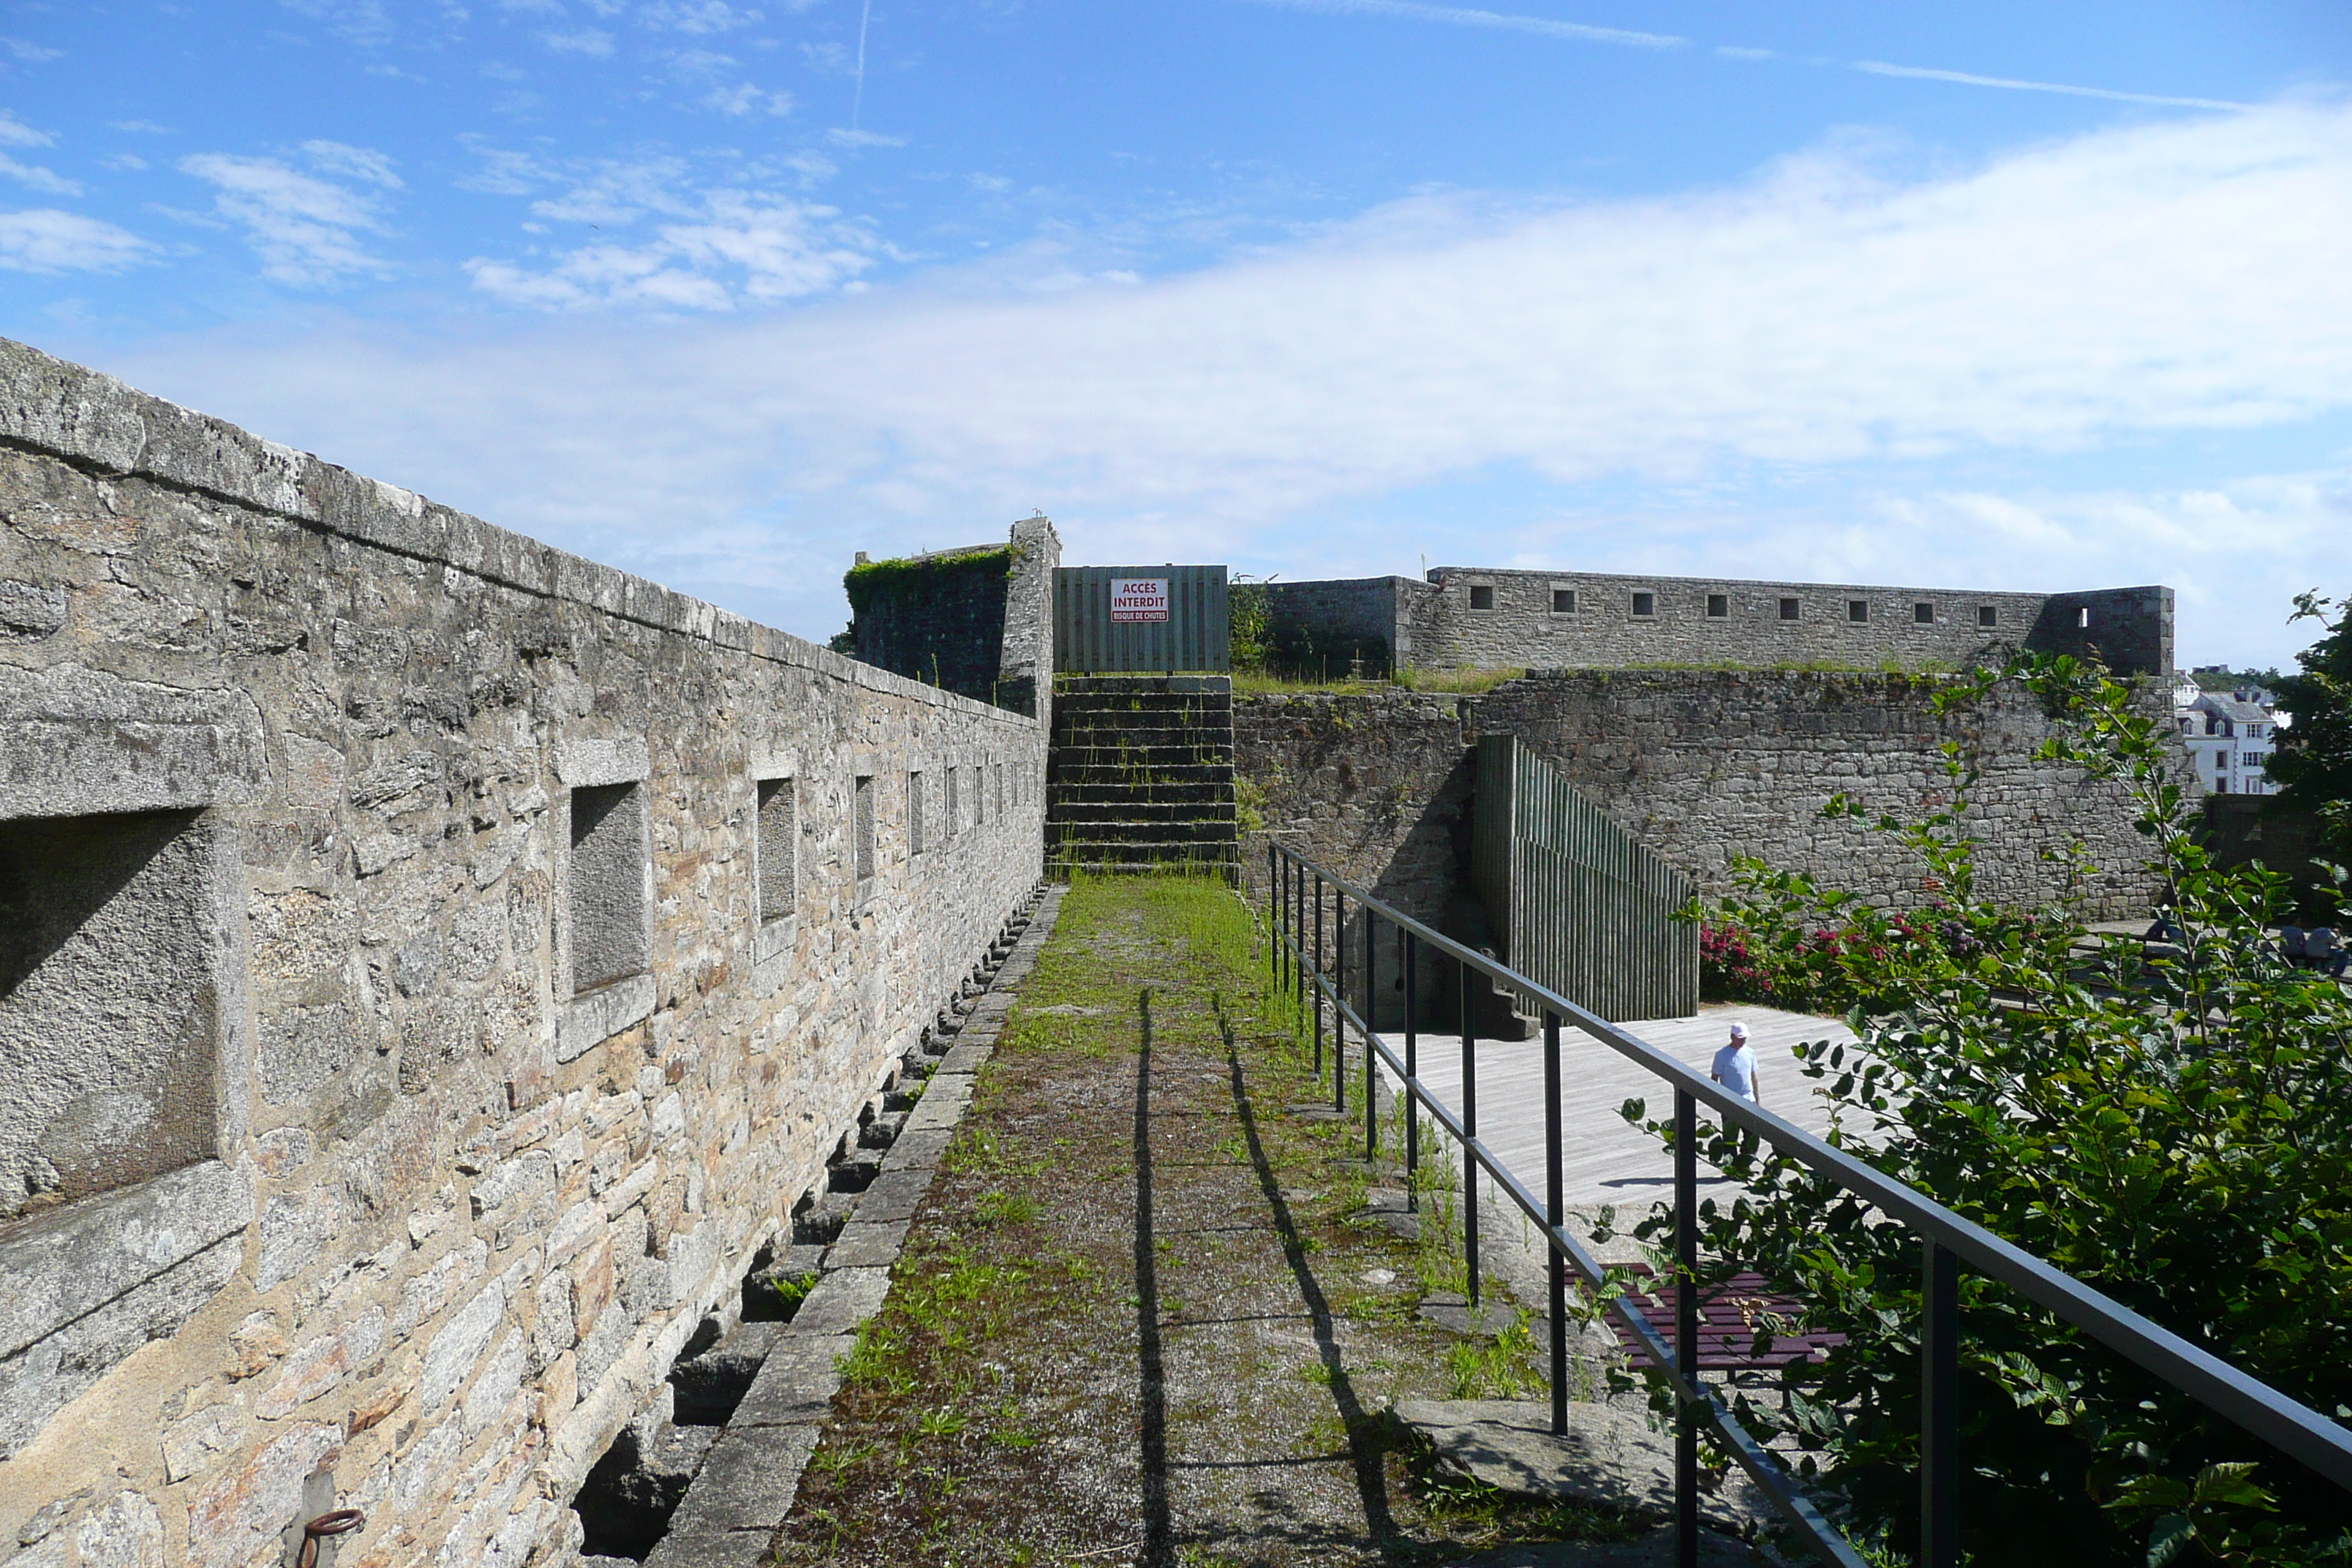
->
1472;734;1698;1021
1052;565;1230;673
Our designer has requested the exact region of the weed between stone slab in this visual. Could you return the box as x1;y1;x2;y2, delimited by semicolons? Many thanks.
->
772;877;1659;1567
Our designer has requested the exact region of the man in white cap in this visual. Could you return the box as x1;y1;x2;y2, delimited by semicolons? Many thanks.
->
1711;1021;1761;1107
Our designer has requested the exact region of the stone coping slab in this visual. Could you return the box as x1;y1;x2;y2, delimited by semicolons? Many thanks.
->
933;1041;995;1076
822;1219;911;1270
848;1167;938;1224
878;1125;954;1172
731;1334;856;1428
790;1264;894;1338
663;1425;822;1535
1391;1398;1772;1535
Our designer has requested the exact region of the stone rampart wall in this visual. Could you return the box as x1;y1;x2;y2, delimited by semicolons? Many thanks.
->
1239;671;2172;967
0;338;1044;1567
1267;571;2174;678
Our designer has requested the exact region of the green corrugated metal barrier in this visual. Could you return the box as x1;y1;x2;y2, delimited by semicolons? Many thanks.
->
1471;734;1699;1022
1052;565;1229;674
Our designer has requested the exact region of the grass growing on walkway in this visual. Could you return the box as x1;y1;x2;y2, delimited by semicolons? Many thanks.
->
774;875;1648;1567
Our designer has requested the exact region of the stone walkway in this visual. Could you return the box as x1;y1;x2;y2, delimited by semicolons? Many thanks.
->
1373;1003;1857;1213
753;877;1775;1568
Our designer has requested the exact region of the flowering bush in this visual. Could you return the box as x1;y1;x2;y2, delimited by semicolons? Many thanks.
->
1619;656;2352;1567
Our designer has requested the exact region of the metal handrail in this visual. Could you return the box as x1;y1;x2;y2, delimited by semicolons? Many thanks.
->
1262;839;2352;1568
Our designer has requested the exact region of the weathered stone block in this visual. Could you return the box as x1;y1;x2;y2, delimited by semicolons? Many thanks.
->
421;1281;505;1412
663;1423;821;1537
729;1334;855;1428
823;1220;910;1270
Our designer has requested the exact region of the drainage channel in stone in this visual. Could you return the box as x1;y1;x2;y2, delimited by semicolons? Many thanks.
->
568;882;1061;1567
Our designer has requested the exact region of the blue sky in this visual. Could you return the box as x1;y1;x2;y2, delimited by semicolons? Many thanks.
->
1;1;2348;667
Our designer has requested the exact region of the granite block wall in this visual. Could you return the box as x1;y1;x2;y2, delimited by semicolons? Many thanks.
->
0;337;1044;1568
1267;570;2174;679
1239;670;2174;1017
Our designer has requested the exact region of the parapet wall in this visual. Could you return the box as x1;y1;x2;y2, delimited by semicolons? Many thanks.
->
1267;570;2174;678
0;338;1044;1566
847;516;1060;719
1238;671;2171;954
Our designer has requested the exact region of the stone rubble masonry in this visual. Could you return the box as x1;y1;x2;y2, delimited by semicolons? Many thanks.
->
1237;670;2176;976
1267;570;2174;678
0;335;1045;1567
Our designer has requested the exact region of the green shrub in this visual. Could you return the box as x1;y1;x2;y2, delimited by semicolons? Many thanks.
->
1616;655;2352;1567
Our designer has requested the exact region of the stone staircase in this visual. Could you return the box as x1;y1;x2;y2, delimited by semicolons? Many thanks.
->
1046;676;1239;878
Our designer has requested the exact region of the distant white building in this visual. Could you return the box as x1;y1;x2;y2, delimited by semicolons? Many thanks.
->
2175;688;2283;795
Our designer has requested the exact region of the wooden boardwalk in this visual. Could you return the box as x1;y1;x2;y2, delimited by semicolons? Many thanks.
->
1371;1003;1859;1213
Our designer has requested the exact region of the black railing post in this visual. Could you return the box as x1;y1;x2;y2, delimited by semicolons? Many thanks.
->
1676;1088;1699;1568
1364;908;1378;1161
1334;891;1347;1113
1462;957;1480;1311
1293;855;1305;1025
1923;1240;1961;1568
1403;932;1419;1212
1545;1008;1567;1436
1312;872;1324;1074
1270;842;1283;992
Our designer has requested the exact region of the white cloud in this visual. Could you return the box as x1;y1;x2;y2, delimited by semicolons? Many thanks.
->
0;208;152;272
0;153;78;195
110;102;2352;660
703;81;793;116
178;146;398;284
541;28;616;54
279;0;393;47
0;37;64;64
102;153;149;172
298;140;404;188
467;188;875;307
1852;60;2253;113
524;155;696;223
0;110;53;148
457;137;556;195
107;120;177;135
1244;0;1681;48
641;1;764;32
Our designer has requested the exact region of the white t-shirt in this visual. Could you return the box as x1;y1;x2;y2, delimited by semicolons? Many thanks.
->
1712;1041;1759;1101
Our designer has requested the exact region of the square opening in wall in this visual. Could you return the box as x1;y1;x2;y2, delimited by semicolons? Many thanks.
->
570;783;649;995
2077;606;2091;629
946;769;960;837
1848;600;1869;623
1915;602;1934;624
853;774;876;884
1631;592;1654;617
1706;594;1727;618
1779;598;1800;621
1;810;229;1221
1469;585;1495;611
1978;606;1998;628
908;771;924;857
1551;588;1575;614
756;777;796;921
0;818;229;1222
